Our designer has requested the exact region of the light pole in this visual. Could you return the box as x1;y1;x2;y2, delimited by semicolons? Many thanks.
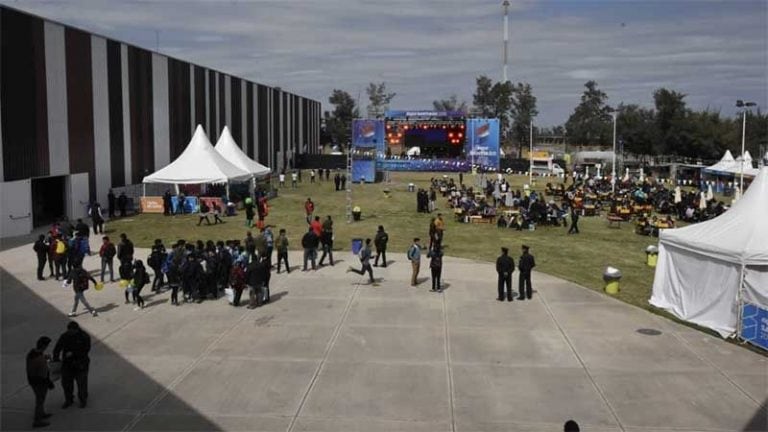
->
502;0;510;83
529;119;533;186
736;100;757;193
611;112;617;194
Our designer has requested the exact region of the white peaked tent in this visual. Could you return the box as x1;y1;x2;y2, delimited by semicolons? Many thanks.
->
143;125;252;185
703;150;735;174
650;166;768;337
214;126;271;178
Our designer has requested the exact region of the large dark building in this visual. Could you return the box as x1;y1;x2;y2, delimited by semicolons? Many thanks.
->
0;5;321;237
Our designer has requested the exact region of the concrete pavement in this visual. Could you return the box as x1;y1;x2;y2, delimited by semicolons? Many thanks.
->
1;240;765;431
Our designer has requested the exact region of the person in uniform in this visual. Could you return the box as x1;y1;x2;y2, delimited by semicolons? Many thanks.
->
496;247;515;301
518;245;536;300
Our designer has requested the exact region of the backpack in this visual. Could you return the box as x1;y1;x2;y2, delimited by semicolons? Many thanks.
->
76;270;90;291
104;243;116;259
407;245;417;261
142;270;150;285
56;239;67;255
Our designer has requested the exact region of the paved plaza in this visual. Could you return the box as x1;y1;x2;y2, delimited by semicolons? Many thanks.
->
1;239;766;431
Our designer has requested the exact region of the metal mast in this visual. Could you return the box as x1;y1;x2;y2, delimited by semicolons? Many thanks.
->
502;0;510;82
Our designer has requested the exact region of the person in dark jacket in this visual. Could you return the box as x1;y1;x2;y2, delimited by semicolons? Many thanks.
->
301;227;319;271
107;189;116;218
89;202;104;234
518;245;536;300
33;235;48;281
66;265;98;317
496;247;515;301
347;238;374;283
373;225;389;267
427;245;443;292
163;190;172;216
148;239;166;291
181;254;203;303
132;260;148;309
99;236;117;283
27;336;54;428
53;321;91;409
568;208;580;234
119;259;135;304
197;201;211;226
257;255;271;304
117;192;128;217
318;217;334;267
245;259;264;308
117;233;134;265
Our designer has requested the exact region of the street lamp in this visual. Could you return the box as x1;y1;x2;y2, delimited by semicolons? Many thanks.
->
611;112;617;194
736;100;757;193
529;119;533;186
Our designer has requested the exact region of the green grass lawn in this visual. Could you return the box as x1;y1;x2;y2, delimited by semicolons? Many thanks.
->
108;172;660;312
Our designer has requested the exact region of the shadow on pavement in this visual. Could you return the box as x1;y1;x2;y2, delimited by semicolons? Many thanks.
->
0;268;222;431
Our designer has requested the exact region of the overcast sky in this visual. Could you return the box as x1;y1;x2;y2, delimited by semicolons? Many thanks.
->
4;0;767;126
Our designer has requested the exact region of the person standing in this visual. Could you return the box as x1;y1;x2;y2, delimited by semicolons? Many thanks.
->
318;216;334;266
89;203;104;234
301;227;319;271
117;192;128;217
66;264;98;317
407;238;422;286
27;336;54;428
244;198;255;228
117;233;134;266
434;213;445;246
310;169;316;183
291;171;298;188
427;245;443;292
496;247;515;301
334;172;341;191
107;190;116;218
131;260;148;310
148;239;166;290
325;168;331;181
53;321;91;409
276;229;290;274
258;255;271;304
163;190;172;216
310;216;322;237
373;225;388;267
229;259;246;307
304;198;315;224
176;191;186;215
568;207;580;234
347;238;374;283
245;258;264;309
263;226;274;267
243;231;256;262
518;245;536;300
34;235;48;281
279;171;286;187
98;236;116;283
341;173;347;190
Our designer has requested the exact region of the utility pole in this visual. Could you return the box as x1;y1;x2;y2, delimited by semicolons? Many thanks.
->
502;0;510;83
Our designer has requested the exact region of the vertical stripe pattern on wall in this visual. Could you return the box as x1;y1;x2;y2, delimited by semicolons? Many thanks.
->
120;44;132;185
167;58;190;159
224;75;232;139
194;66;206;131
152;53;170;168
241;80;248;152
45;21;69;177
90;35;111;205
127;46;154;184
247;84;254;158
65;27;96;200
106;40;124;187
218;73;225;139
230;77;241;144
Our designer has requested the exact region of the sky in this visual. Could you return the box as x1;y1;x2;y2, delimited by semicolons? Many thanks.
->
4;0;767;126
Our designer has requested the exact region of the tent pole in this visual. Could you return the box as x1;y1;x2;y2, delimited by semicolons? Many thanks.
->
174;183;180;195
736;264;746;341
142;183;146;197
226;182;230;199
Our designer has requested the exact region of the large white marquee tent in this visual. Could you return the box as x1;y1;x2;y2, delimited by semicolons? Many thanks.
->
214;126;271;178
142;125;251;185
650;166;768;337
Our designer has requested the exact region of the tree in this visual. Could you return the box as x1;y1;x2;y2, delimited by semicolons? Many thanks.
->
565;80;613;146
365;82;396;118
472;75;495;117
509;82;538;157
653;88;688;155
325;89;358;146
433;94;468;112
616;103;657;158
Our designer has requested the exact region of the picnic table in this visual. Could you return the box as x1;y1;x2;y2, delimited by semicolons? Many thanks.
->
607;214;624;228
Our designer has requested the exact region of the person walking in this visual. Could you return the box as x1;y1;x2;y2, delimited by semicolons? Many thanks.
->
33;235;48;281
347;238;374;283
27;336;54;428
263;226;274;267
65;264;98;317
301;227;319;271
276;229;290;273
131;260;148;310
496;247;515;301
568;207;580;234
148;239;166;291
427;245;443;292
373;225;389;267
407;238;422;286
89;203;104;234
518;245;536;300
107;190;116;218
53;321;91;409
319;216;334;266
197;201;211;226
304;198;315;224
98;236;116;283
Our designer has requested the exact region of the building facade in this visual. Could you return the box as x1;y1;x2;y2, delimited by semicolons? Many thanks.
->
0;5;321;237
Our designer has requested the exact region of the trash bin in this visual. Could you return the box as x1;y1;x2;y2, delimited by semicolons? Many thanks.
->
352;206;361;221
603;266;622;295
645;245;659;267
408;183;415;192
351;238;363;255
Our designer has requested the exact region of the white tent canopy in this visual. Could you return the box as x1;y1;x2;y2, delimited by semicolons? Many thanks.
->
143;125;252;184
704;150;759;177
703;150;735;174
650;167;768;337
214;126;271;178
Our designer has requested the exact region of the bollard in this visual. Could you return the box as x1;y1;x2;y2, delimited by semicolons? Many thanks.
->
645;245;659;267
603;266;622;295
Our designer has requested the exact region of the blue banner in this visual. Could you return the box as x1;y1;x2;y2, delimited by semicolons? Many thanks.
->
352;119;385;149
377;158;471;172
465;118;500;172
385;110;465;118
171;196;199;214
742;303;768;350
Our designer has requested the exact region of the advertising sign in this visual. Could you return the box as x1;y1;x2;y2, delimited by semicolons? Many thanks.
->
352;119;385;149
140;197;164;214
742;303;768;350
465;118;500;172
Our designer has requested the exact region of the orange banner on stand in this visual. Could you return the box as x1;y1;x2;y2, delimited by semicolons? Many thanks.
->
140;197;164;213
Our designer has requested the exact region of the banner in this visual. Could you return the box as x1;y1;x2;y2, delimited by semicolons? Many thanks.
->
465;118;500;172
171;196;199;214
742;303;768;350
140;197;164;214
352;119;385;149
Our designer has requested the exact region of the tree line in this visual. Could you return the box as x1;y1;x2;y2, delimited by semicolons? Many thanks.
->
322;79;767;161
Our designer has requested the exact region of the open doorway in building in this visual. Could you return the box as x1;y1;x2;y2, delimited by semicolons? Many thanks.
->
31;176;65;228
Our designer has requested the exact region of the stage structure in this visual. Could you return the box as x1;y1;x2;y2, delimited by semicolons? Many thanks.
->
350;110;500;183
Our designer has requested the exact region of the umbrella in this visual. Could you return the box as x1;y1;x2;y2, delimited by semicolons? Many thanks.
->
699;192;707;210
706;183;714;201
674;186;682;204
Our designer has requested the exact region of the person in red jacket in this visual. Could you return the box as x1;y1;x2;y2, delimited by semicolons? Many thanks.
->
304;198;315;223
310;216;323;237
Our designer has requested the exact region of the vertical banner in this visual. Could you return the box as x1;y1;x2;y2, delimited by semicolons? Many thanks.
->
465;118;500;172
351;119;384;182
742;303;768;350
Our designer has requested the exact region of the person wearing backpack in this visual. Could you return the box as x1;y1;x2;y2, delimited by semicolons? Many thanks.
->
148;239;166;291
347;238;374;283
131;260;149;310
407;238;422;286
54;235;69;280
33;235;48;281
427;245;444;292
65;263;98;317
99;236;117;283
